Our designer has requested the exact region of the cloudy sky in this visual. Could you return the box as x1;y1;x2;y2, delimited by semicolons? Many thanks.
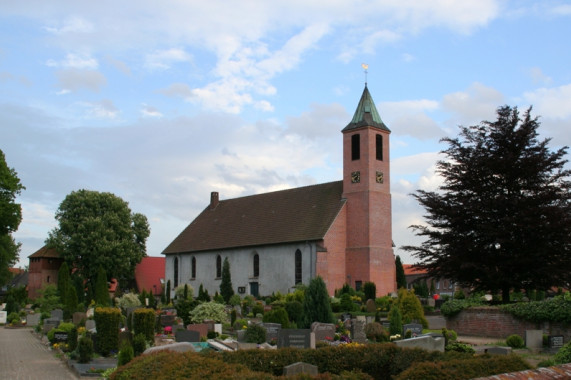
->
2;1;570;269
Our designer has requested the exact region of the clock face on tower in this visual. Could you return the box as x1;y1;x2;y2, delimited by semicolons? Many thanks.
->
351;171;360;183
376;171;384;184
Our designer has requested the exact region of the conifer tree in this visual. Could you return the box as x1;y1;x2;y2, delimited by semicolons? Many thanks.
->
395;256;407;289
94;267;110;306
301;276;333;328
57;262;71;313
219;257;234;303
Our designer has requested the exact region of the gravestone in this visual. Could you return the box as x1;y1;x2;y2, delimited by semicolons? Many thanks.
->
26;313;41;327
342;313;352;322
548;336;564;350
484;346;512;355
53;331;69;343
187;323;209;339
236;329;246;342
51;309;63;321
381;320;391;330
160;314;176;327
283;362;318;377
0;311;7;324
351;319;367;343
311;322;335;342
72;312;87;326
395;335;445;352
175;330;200;343
85;319;96;332
43;318;60;333
277;329;315;349
86;308;94;318
143;342;196;354
403;323;423;337
214;323;222;335
261;323;282;342
525;330;543;350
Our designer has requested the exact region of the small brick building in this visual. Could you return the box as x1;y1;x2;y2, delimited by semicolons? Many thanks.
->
163;85;396;298
27;246;64;299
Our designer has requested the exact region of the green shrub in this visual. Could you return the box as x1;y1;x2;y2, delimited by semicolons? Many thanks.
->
133;333;147;357
133;308;156;343
440;298;484;317
117;343;134;366
500;296;571;323
94;307;122;356
244;324;266;344
554;340;571;364
285;301;304;326
388;305;403;335
78;336;94;363
505;334;525;349
189;301;229;324
262;307;289;328
68;326;78;351
445;342;475;354
364;322;389;342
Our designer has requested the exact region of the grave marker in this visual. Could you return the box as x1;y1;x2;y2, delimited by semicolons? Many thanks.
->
351;319;367;343
26;313;41;327
261;323;282;342
403;323;423;337
283;362;318;376
277;329;315;349
548;336;564;349
175;330;200;343
0;311;7;324
311;322;335;342
51;309;63;321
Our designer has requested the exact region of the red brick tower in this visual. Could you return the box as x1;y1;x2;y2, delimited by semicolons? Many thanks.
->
342;85;396;297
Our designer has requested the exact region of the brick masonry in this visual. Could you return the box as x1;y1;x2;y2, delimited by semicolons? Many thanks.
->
446;307;571;343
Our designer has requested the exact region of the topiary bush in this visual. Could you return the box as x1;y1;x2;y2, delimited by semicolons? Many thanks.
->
132;333;147;357
78;335;94;363
133;308;156;343
94;307;122;356
244;324;266;344
117;343;134;366
505;334;525;349
445;342;475;354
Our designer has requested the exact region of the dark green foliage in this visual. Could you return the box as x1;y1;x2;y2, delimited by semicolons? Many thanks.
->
364;322;389;342
133;308;155;343
440;298;484;317
363;282;376;301
175;299;196;326
4;294;18;315
219;257;234;303
335;283;356;297
285;301;304;327
505;334;525;348
94;267;110;307
403;106;571;303
554;340;571;364
132;333;147;356
395;256;407;289
118;343;134;366
230;309;236;327
394;355;530;380
68;326;78;351
445;342;475;354
453;289;465;299
65;283;78;319
500;295;571;323
244;324;266;344
166;280;171;304
78;336;94;363
301;276;334;328
389;305;402;335
262;307;289;328
0;149;25;288
340;293;356;312
197;283;210;302
94;307;122;356
57;262;71;317
413;280;429;298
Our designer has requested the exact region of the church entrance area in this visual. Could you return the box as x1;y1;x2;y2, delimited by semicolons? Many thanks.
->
249;282;259;297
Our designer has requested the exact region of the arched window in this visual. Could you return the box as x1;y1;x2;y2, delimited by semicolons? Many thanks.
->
191;257;196;279
174;257;179;287
216;255;222;278
253;254;259;277
295;249;302;284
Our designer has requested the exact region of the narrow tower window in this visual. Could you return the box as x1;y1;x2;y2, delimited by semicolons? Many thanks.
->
295;249;302;284
351;134;360;160
174;257;179;287
376;134;383;161
191;257;196;279
216;255;222;278
253;254;259;277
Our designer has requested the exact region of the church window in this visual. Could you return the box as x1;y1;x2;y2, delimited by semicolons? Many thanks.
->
216;255;222;278
376;134;383;161
253;254;259;278
351;134;360;160
47;275;50;283
174;257;179;287
295;249;302;284
191;257;196;279
355;281;362;291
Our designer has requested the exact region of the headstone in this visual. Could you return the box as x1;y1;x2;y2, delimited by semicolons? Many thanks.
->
427;298;435;307
43;318;60;333
187;323;209;339
86;308;95;318
365;315;374;324
283;362;318;377
525;330;543;349
72;312;87;326
277;329;315;349
351;319;367;343
0;311;7;324
403;323;423;337
214;323;222;335
548;336;564;350
234;305;242;317
262;323;282;342
53;331;69;343
162;308;177;315
143;342;196;355
51;309;64;321
160;314;176;327
236;329;246;342
365;299;376;313
26;313;41;327
342;313;352;322
483;346;512;355
264;305;272;312
175;330;200;343
85;319;96;332
381;320;391;330
394;335;445;352
310;322;335;342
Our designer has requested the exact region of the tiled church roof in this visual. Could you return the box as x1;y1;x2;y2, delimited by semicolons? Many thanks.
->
163;181;345;254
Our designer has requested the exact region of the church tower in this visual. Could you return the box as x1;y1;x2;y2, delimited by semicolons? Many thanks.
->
342;85;396;296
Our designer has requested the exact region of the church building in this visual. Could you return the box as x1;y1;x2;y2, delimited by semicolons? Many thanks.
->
162;85;396;298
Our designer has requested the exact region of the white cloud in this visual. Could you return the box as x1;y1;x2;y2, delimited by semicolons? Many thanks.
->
523;83;571;119
78;99;119;119
381;99;442;139
441;82;504;127
46;53;98;69
56;69;107;92
44;16;94;35
527;67;552;85
145;48;192;70
141;104;162;118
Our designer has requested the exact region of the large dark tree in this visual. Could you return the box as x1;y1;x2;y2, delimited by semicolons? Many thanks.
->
395;255;407;289
47;190;150;294
403;106;571;303
301;276;334;327
0;149;25;287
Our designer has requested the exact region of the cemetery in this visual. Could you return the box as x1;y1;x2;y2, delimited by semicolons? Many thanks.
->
2;277;571;379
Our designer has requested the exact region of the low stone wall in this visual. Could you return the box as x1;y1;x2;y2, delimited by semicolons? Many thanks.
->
446;307;571;342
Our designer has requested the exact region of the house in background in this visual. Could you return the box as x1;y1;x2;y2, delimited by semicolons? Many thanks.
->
403;264;458;297
0;268;28;298
163;85;397;298
28;246;64;299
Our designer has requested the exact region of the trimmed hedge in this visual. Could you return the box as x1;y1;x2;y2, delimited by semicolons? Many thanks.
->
133;308;156;343
500;296;571;323
94;307;122;356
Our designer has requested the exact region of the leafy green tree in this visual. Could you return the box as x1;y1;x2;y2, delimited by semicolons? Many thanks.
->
219;257;234;303
403;106;571;303
395;288;428;328
301;276;334;328
35;284;61;313
95;267;110;306
0;149;25;287
47;189;150;294
388;304;403;336
395;255;407;289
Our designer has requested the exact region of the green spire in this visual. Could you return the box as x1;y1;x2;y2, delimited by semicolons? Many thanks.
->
343;85;390;132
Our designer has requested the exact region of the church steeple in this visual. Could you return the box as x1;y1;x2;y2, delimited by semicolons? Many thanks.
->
343;85;390;132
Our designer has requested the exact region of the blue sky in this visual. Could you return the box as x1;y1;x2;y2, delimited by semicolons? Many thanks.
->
2;1;570;268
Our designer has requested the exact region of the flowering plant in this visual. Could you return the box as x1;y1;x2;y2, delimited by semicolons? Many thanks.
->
390;334;401;341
